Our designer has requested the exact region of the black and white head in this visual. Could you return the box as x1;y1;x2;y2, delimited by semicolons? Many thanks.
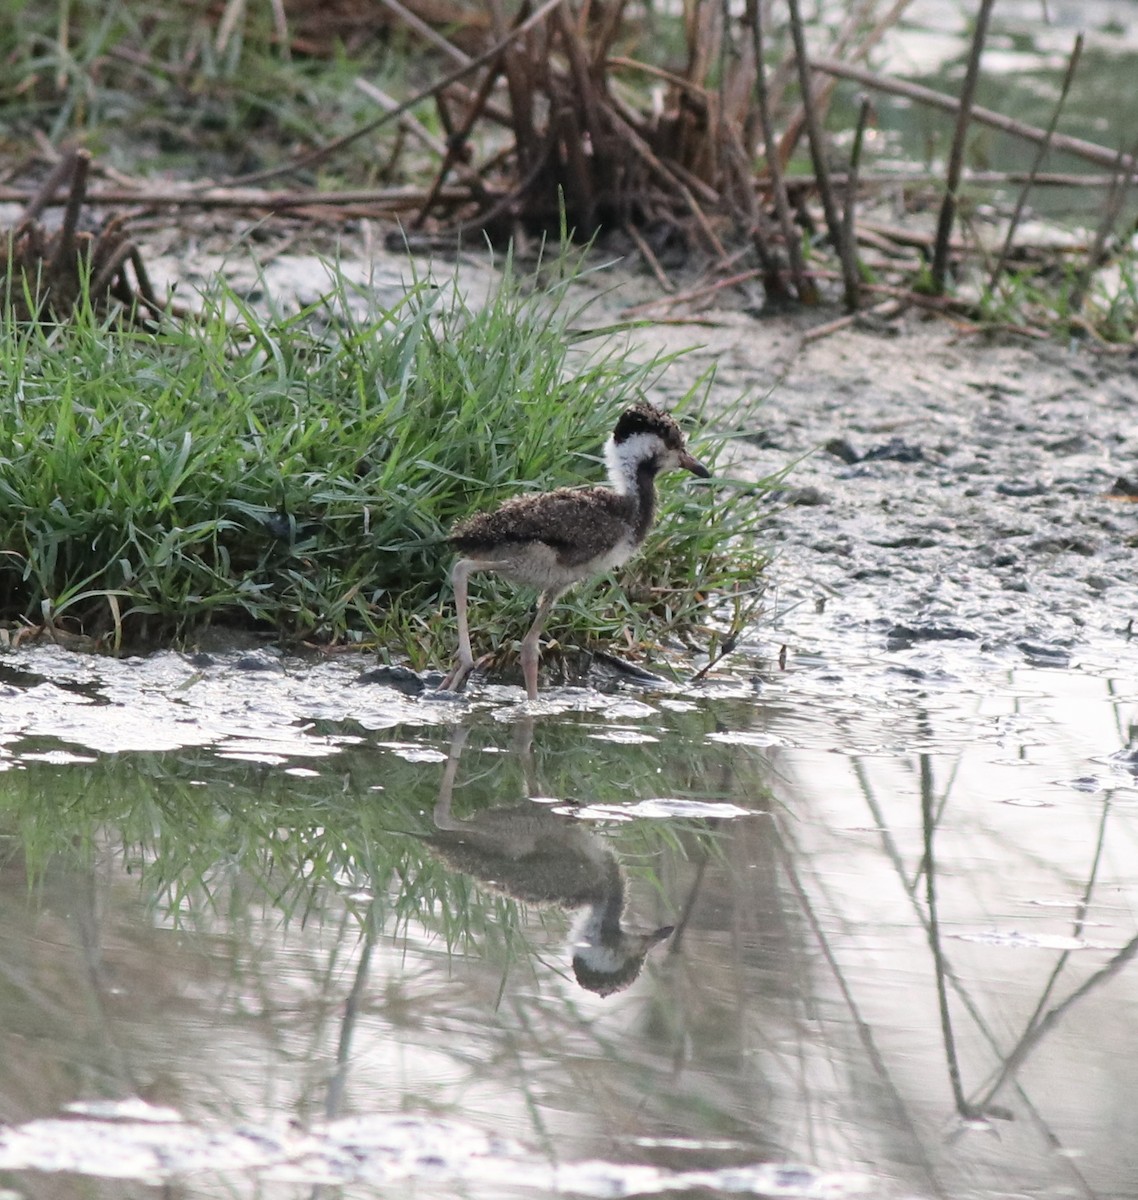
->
604;402;710;491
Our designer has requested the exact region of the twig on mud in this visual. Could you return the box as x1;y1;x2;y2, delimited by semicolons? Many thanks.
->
989;32;1084;292
931;0;996;294
800;297;904;344
4;170;1120;217
623;222;674;291
0;183;487;214
818;275;1050;338
622;267;765;316
858;217;969;256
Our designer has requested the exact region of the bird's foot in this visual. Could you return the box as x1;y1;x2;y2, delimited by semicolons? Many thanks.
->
437;653;494;696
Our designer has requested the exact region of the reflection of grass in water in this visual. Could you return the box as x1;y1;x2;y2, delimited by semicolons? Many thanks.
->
0;708;769;961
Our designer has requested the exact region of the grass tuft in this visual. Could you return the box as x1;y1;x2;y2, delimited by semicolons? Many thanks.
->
0;246;774;665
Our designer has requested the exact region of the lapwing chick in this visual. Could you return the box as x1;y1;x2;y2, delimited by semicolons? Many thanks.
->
439;402;710;700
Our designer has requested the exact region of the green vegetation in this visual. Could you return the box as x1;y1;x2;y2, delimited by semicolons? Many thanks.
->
977;253;1138;344
0;0;414;182
0;251;771;664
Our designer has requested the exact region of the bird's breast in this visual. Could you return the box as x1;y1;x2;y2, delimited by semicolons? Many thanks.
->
587;535;638;573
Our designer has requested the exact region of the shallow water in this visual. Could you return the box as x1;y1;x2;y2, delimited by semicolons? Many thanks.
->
1;631;1136;1200
841;0;1138;221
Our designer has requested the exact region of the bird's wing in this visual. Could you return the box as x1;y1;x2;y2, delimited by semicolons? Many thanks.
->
451;488;636;567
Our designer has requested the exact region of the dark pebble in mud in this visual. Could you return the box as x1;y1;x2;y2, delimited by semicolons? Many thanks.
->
996;479;1049;497
974;546;1020;568
824;437;861;464
357;665;427;695
1028;535;1098;556
886;665;926;680
1017;642;1071;668
886;624;979;650
873;534;939;549
862;437;923;463
1045;433;1094;455
235;654;285;672
784;485;827;506
1108;475;1138;498
740;428;782;450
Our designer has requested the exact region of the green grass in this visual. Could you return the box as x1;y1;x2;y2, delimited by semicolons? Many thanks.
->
977;250;1138;343
0;0;421;180
0;247;773;667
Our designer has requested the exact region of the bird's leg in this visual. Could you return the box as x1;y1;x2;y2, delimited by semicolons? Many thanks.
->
439;558;479;692
433;725;471;828
520;587;566;701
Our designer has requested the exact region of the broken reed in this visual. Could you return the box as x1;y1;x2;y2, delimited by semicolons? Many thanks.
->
0;250;770;658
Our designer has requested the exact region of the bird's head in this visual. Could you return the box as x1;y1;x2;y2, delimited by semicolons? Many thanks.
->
607;402;710;483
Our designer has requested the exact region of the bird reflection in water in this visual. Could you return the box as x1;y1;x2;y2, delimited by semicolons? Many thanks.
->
426;723;673;995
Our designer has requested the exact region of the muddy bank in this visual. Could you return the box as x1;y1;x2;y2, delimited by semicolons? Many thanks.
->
617;298;1138;686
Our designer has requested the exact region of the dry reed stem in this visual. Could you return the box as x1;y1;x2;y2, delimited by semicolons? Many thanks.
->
745;0;809;302
989;33;1083;292
623;221;674;290
786;0;859;309
931;0;995;294
2;148;171;324
415;64;506;226
841;96;873;283
377;0;472;64
777;0;915;167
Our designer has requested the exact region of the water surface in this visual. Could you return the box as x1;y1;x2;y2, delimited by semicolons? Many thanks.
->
1;636;1136;1199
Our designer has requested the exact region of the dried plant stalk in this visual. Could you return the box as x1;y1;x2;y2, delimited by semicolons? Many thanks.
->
931;0;996;294
1;149;169;324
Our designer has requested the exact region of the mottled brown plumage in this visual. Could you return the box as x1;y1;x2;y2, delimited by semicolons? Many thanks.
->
450;487;642;588
439;402;710;700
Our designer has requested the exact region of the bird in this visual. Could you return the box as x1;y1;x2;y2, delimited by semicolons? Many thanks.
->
426;724;675;995
439;401;710;700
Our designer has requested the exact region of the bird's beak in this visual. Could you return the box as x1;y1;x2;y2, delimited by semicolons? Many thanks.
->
680;450;711;479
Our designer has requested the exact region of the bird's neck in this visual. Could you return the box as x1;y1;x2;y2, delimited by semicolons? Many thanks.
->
605;437;658;544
